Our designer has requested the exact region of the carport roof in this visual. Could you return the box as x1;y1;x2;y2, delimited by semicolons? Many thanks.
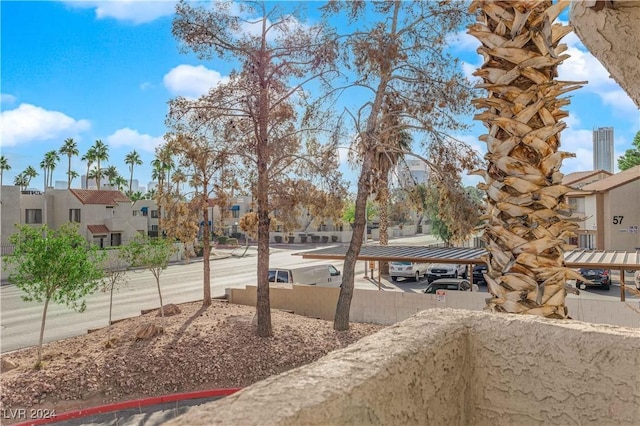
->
295;246;640;269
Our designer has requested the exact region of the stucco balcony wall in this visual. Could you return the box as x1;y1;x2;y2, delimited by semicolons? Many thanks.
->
168;309;640;426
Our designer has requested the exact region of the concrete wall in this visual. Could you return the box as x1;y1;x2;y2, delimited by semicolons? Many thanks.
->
227;285;640;328
167;309;640;426
604;184;640;251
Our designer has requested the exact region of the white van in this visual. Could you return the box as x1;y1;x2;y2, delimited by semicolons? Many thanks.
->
268;265;341;287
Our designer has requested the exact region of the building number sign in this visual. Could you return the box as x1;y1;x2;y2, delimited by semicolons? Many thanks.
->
612;216;624;225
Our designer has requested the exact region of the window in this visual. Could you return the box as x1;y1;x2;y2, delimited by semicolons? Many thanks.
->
151;210;159;218
111;233;122;247
25;209;42;224
69;209;81;223
132;211;139;217
232;209;240;218
151;225;158;231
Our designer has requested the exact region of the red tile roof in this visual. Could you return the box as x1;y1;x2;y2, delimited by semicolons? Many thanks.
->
87;225;110;234
70;189;130;205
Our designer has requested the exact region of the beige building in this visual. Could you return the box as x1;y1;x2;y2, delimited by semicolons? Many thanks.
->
1;187;147;248
566;166;640;251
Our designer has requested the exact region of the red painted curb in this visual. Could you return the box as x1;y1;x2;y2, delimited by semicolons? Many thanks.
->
13;388;241;426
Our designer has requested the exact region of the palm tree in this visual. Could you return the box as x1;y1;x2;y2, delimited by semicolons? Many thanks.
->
40;150;60;189
104;165;120;188
154;146;174;191
87;168;102;189
59;138;79;189
129;190;144;201
371;123;412;274
67;170;79;188
468;1;584;318
91;140;109;190
81;147;97;189
114;176;128;193
14;173;28;191
124;150;143;195
0;155;10;188
171;168;187;197
23;166;38;189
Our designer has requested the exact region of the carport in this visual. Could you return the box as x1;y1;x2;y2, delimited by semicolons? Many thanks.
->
295;246;640;300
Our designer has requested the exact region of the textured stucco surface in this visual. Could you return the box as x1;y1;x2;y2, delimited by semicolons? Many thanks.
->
570;1;640;107
167;309;640;425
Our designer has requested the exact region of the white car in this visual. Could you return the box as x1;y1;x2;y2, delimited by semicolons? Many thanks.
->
390;261;430;282
426;263;467;283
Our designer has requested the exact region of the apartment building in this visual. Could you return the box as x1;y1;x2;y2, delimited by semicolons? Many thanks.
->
1;187;147;248
565;166;640;251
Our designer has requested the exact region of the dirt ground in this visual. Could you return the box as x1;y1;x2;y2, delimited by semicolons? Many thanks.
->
0;300;384;424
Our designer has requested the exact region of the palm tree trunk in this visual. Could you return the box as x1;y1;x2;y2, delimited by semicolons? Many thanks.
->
468;0;584;319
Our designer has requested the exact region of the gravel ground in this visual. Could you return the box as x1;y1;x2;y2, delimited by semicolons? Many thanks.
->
0;300;384;424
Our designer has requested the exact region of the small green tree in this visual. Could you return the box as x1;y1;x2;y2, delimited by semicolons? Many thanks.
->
4;223;105;368
618;131;640;171
100;253;130;346
121;235;176;328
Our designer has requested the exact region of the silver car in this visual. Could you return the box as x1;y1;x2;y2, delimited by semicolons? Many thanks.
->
390;261;430;282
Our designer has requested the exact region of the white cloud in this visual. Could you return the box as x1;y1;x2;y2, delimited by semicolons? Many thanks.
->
65;0;176;25
140;82;154;91
0;103;90;147
559;34;637;117
447;30;481;52
1;93;16;105
106;128;164;153
461;61;482;85
163;64;229;98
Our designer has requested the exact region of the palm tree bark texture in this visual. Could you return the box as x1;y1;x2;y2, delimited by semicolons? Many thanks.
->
468;0;585;319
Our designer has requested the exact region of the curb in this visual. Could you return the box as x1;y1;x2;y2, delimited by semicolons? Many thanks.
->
13;388;241;426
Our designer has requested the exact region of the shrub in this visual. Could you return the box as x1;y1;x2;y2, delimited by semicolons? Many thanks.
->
331;235;339;242
321;236;329;243
217;236;228;245
227;238;239;246
274;235;283;243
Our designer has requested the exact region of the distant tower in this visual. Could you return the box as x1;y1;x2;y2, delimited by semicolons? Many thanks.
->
592;127;614;172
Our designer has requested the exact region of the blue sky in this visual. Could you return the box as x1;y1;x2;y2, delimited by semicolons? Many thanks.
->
1;1;638;193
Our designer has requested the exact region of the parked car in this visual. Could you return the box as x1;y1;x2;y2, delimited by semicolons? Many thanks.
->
472;264;488;285
424;278;478;294
268;265;341;287
635;270;640;290
426;263;467;283
390;261;430;282
576;268;610;290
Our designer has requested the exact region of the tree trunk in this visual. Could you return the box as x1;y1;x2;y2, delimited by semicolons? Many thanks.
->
108;285;114;342
469;0;583;319
202;182;211;307
155;273;165;328
255;42;273;338
36;297;51;368
335;149;374;331
378;175;390;275
67;157;72;189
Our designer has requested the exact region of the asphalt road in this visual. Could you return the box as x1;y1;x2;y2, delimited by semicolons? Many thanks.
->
0;244;391;353
2;237;637;353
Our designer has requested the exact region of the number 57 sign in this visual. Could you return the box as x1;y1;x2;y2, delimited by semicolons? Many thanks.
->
613;215;624;225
